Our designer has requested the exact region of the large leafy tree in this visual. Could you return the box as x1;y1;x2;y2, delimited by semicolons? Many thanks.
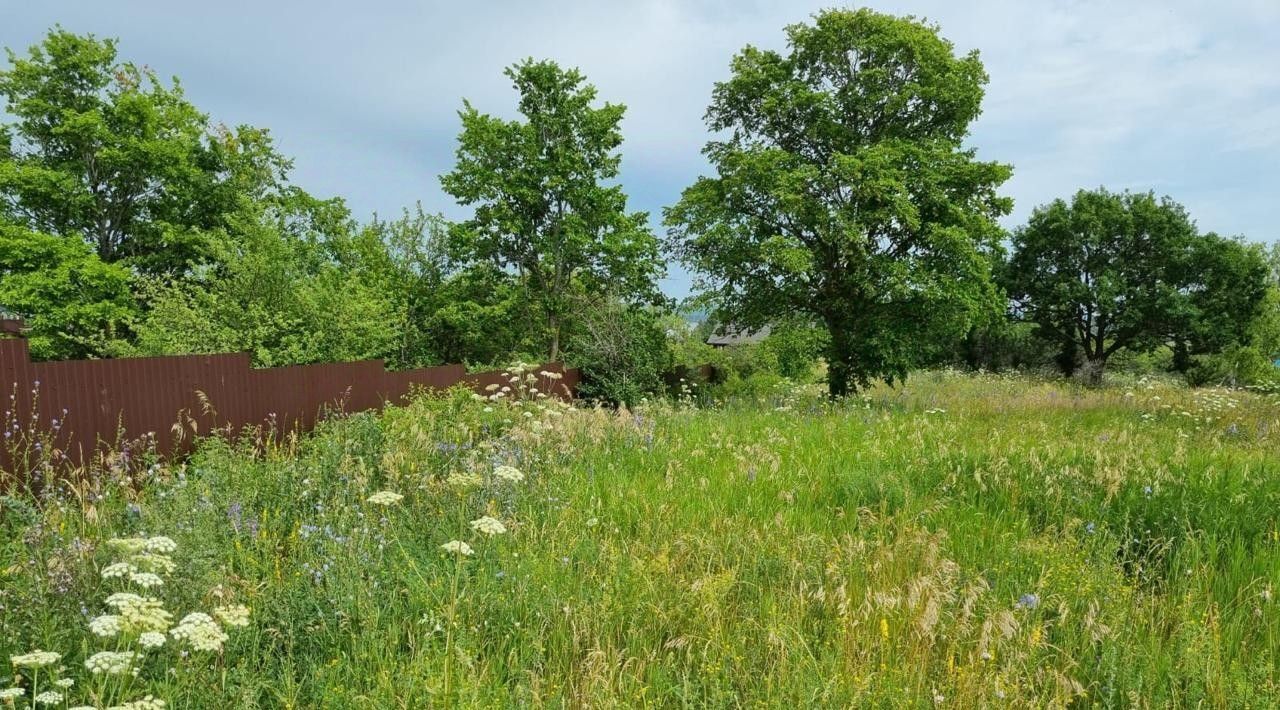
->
1004;188;1269;384
0;28;285;278
441;59;662;362
665;9;1012;397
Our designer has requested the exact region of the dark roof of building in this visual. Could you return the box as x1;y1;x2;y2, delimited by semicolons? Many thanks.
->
706;324;772;347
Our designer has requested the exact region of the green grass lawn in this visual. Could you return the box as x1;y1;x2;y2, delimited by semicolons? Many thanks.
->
4;371;1280;707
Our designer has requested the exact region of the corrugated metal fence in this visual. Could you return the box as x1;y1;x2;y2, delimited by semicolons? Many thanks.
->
0;324;578;477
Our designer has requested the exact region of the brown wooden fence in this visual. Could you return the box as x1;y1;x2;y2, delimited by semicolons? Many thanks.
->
1;324;578;476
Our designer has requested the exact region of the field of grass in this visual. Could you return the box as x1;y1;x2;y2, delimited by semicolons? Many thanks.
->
4;371;1280;707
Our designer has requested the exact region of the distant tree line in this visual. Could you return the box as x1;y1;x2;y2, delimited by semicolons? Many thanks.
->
2;14;1276;401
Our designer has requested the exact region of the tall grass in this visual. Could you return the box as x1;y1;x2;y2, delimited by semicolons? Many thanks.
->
3;372;1279;706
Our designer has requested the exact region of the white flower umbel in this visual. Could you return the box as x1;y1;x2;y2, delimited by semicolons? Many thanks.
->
0;687;26;701
169;612;228;652
129;571;165;589
90;614;123;638
493;465;525;483
85;651;138;675
108;695;166;710
10;650;61;668
139;631;166;649
440;540;474;556
366;490;404;506
142;536;177;554
446;471;483;488
213;605;250;628
34;690;63;705
469;516;507;536
101;562;137;580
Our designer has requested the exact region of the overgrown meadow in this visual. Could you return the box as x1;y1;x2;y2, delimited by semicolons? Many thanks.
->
3;371;1280;707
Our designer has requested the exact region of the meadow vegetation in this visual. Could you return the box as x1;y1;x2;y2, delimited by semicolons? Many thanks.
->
4;371;1280;707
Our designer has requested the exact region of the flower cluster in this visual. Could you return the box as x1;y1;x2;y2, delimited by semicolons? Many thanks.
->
366;490;404;506
7;533;252;707
470;516;507;536
169;613;229;652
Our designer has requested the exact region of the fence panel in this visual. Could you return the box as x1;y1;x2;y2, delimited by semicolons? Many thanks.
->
0;334;577;478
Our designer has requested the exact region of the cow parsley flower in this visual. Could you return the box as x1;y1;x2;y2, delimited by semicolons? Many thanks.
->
213;604;250;628
143;536;177;554
108;696;166;710
440;540;474;556
10;650;61;668
493;465;524;483
469;516;507;536
446;471;483;488
131;553;176;575
366;491;403;506
107;537;147;554
129;572;165;589
34;690;63;705
54;679;73;689
101;562;137;579
111;595;171;633
0;688;26;700
85;651;137;675
90;614;123;638
169;613;228;652
139;631;166;649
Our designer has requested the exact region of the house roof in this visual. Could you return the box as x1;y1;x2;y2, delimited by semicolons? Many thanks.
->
706;324;772;346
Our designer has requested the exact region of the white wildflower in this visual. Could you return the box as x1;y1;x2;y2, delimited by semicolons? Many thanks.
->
138;631;166;649
0;688;25;700
493;465;524;483
440;540;474;556
484;383;500;392
106;537;147;554
101;562;137;580
111;596;171;633
85;651;137;675
446;471;483;488
54;678;74;689
107;696;165;710
34;690;64;705
10;650;60;668
366;490;404;506
169;613;228;652
142;536;177;554
90;614;123;638
213;605;250;628
130;553;176;575
129;572;165;589
469;516;507;536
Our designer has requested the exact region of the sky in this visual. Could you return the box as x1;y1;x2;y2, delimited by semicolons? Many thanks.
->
3;0;1278;298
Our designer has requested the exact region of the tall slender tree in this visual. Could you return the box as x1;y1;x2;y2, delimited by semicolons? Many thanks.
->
441;59;661;362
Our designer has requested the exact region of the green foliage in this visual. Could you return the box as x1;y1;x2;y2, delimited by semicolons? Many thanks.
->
0;28;284;279
121;198;400;366
567;299;671;406
1006;189;1269;385
441;59;663;362
666;9;1012;397
757;320;825;380
0;220;134;359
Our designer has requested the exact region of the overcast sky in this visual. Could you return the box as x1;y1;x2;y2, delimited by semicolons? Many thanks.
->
4;0;1278;297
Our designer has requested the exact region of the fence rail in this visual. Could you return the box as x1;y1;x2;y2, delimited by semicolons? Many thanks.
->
1;330;578;476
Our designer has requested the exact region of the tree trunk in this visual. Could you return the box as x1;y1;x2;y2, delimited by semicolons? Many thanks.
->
548;312;560;363
1171;339;1191;373
824;322;854;399
1082;356;1106;387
